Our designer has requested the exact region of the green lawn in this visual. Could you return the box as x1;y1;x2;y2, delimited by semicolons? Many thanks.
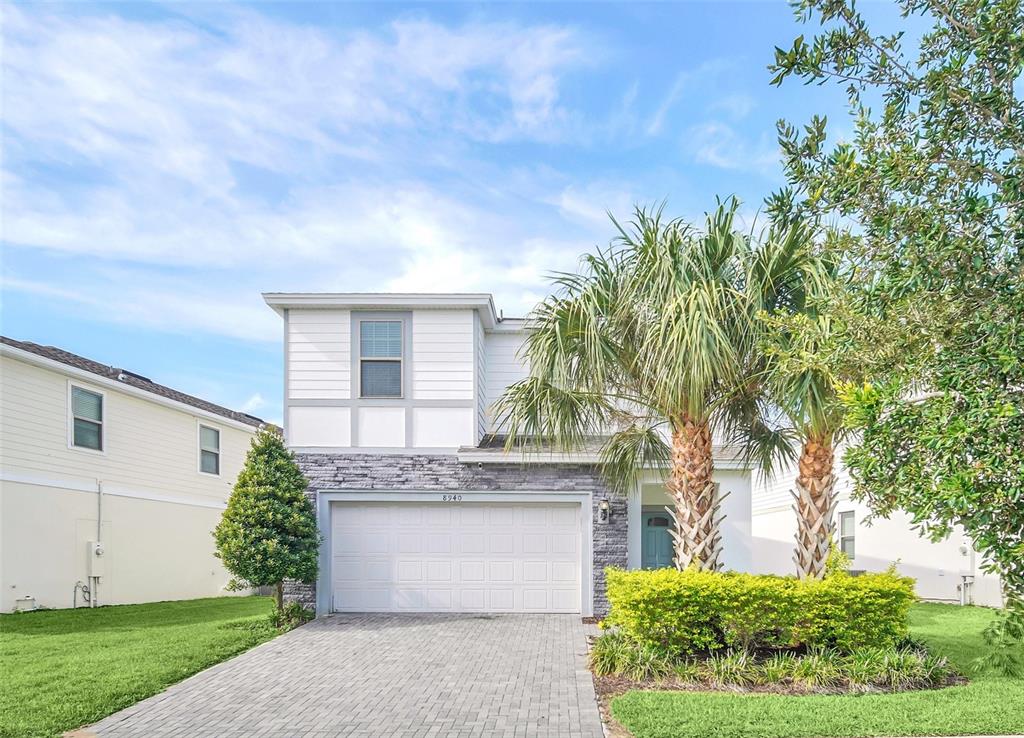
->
612;603;1024;738
0;596;277;738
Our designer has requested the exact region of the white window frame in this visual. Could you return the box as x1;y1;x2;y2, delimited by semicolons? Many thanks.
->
197;421;221;476
67;381;106;455
358;319;404;399
839;510;855;559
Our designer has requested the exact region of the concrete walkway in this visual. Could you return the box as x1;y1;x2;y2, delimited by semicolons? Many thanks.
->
82;613;604;738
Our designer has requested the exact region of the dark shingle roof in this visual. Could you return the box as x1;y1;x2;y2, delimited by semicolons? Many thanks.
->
1;336;264;428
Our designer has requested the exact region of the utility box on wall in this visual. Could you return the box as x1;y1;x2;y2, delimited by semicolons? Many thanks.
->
86;540;107;578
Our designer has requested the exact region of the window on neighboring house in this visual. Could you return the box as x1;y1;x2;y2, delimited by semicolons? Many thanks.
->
71;386;103;451
839;511;855;559
359;320;402;397
199;425;220;475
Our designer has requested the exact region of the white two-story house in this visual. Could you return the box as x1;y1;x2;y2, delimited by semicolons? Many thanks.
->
0;337;264;611
263;293;753;617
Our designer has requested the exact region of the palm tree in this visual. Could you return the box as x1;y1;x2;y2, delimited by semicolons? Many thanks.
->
760;220;851;579
494;199;811;570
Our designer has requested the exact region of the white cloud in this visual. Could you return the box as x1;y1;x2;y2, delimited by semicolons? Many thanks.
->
0;5;620;335
2;272;280;342
555;183;637;230
240;393;267;413
710;93;756;120
0;6;595;265
645;59;733;136
686;122;779;176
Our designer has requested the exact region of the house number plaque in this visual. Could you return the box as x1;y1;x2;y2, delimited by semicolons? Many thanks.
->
441;494;463;502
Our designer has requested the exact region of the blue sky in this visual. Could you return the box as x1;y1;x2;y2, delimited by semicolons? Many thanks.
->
2;1;871;425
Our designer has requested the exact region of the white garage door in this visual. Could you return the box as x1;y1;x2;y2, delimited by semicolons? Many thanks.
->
330;501;581;613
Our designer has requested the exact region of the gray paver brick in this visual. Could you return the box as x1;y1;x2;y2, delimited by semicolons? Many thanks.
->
87;614;603;738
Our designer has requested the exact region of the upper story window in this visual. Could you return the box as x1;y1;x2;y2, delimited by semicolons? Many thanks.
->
839;511;855;559
199;424;220;475
70;385;104;451
359;320;402;397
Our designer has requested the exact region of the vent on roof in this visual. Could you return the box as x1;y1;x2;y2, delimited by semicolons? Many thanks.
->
116;369;152;383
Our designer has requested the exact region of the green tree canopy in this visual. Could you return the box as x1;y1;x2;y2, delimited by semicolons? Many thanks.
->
770;0;1024;663
214;428;320;612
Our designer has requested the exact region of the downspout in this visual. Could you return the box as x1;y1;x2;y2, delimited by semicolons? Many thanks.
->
93;480;103;608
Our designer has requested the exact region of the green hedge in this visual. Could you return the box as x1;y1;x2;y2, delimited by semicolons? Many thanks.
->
603;567;915;655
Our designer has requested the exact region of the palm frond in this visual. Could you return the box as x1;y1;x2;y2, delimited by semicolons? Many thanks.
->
492;377;612;452
597;422;672;495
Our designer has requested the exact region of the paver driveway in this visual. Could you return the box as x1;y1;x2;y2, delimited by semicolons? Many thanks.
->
84;613;604;738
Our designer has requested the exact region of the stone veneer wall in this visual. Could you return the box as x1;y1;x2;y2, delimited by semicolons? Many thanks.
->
285;453;628;616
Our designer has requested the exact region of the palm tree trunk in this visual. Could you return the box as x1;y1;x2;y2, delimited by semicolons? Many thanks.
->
793;435;836;578
665;415;724;570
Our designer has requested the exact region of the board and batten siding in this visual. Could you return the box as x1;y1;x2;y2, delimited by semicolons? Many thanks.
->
483;331;530;433
752;453;853;514
475;313;487;441
412;310;474;400
287;309;351;400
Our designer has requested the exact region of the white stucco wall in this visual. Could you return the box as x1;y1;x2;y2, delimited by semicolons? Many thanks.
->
752;455;1003;607
629;469;753;574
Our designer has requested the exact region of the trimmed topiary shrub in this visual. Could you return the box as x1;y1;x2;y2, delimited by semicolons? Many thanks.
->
792;570;916;651
604;567;914;656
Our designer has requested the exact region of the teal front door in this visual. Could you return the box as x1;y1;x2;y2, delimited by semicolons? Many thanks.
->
641;510;673;569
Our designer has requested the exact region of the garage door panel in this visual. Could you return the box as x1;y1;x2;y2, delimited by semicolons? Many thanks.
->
522;534;548;554
523;589;549;610
488;506;514;525
426;561;452;582
426;589;453;609
460;560;485;581
425;507;452;525
552;561;577;582
397;506;423;524
551;506;578;526
331;501;582;613
398;534;422;553
488;561;515;582
459;506;486;525
489;534;514;554
552;536;577;554
396;561;423;582
425;533;452;553
521;507;548;526
489;589;514;609
365;559;391;581
334;587;389;610
551;589;578;610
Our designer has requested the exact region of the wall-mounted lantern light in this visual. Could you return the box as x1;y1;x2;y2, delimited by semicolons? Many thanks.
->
597;497;611;524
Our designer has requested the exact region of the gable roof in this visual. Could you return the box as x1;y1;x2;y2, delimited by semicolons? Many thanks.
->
1;336;265;428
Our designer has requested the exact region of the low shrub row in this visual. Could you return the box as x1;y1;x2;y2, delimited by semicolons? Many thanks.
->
589;630;958;692
603;567;915;655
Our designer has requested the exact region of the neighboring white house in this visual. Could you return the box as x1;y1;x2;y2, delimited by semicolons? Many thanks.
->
752;455;1004;608
0;337;264;612
263;292;1003;617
